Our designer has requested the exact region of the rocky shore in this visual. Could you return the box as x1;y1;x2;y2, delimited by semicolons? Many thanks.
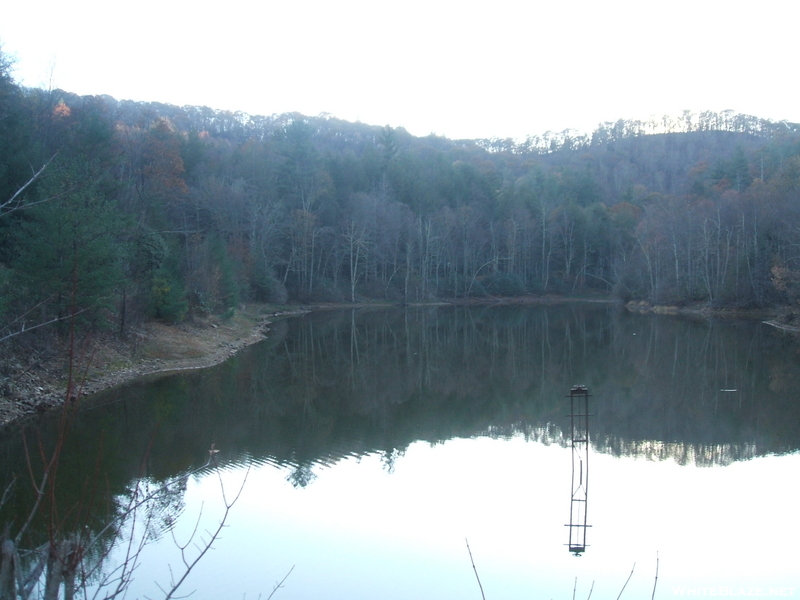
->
0;305;305;428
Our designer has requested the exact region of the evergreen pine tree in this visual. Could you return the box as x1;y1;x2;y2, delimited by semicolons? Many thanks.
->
14;158;123;332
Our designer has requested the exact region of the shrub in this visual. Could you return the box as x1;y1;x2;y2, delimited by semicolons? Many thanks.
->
148;269;188;323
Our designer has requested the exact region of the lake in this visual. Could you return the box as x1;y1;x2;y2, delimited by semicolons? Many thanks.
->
1;304;799;599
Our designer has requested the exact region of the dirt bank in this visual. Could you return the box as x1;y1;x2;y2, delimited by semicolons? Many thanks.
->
0;304;306;427
0;297;554;427
1;296;791;428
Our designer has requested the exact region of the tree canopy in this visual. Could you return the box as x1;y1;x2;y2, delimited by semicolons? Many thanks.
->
3;49;800;343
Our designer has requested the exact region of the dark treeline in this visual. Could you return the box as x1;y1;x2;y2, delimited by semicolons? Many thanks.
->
3;48;800;341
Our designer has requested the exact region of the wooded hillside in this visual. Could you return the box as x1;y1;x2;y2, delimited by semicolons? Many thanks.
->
3;50;800;341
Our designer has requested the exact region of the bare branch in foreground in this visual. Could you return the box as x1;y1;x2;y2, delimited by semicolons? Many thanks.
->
652;552;659;600
573;577;595;600
465;538;486;600
265;565;295;600
616;563;636;600
0;305;91;343
161;460;251;600
0;153;59;216
0;478;14;511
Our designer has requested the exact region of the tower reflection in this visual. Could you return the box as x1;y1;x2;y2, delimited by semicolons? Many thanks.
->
566;385;592;555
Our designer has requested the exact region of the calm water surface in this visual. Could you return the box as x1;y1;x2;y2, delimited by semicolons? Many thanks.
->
2;304;799;598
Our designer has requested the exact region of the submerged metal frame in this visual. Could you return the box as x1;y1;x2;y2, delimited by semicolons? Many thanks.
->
566;385;592;555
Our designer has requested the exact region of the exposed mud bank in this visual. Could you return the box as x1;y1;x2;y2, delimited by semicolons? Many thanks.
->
0;305;307;428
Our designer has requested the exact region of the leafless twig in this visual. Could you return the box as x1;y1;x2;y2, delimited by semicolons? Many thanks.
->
0;153;58;217
616;562;635;600
89;477;158;600
465;538;486;600
0;478;14;511
161;462;251;600
0;306;91;343
652;552;659;600
265;565;295;600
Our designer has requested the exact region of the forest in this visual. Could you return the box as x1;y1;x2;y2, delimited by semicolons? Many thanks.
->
3;47;800;342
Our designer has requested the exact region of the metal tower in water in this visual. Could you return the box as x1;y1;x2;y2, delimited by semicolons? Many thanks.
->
566;385;592;555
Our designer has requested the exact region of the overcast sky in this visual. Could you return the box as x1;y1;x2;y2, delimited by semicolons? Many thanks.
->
1;0;798;141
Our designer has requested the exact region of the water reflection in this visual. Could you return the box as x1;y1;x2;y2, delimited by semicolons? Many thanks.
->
54;310;800;467
4;306;800;525
1;304;800;596
566;385;591;556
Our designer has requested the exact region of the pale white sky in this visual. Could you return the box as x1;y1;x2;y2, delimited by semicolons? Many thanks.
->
1;0;798;140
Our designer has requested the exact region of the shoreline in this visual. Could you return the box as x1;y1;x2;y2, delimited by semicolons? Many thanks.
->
0;296;790;429
0;305;308;428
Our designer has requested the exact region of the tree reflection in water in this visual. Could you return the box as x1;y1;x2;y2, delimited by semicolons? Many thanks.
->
1;304;799;595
